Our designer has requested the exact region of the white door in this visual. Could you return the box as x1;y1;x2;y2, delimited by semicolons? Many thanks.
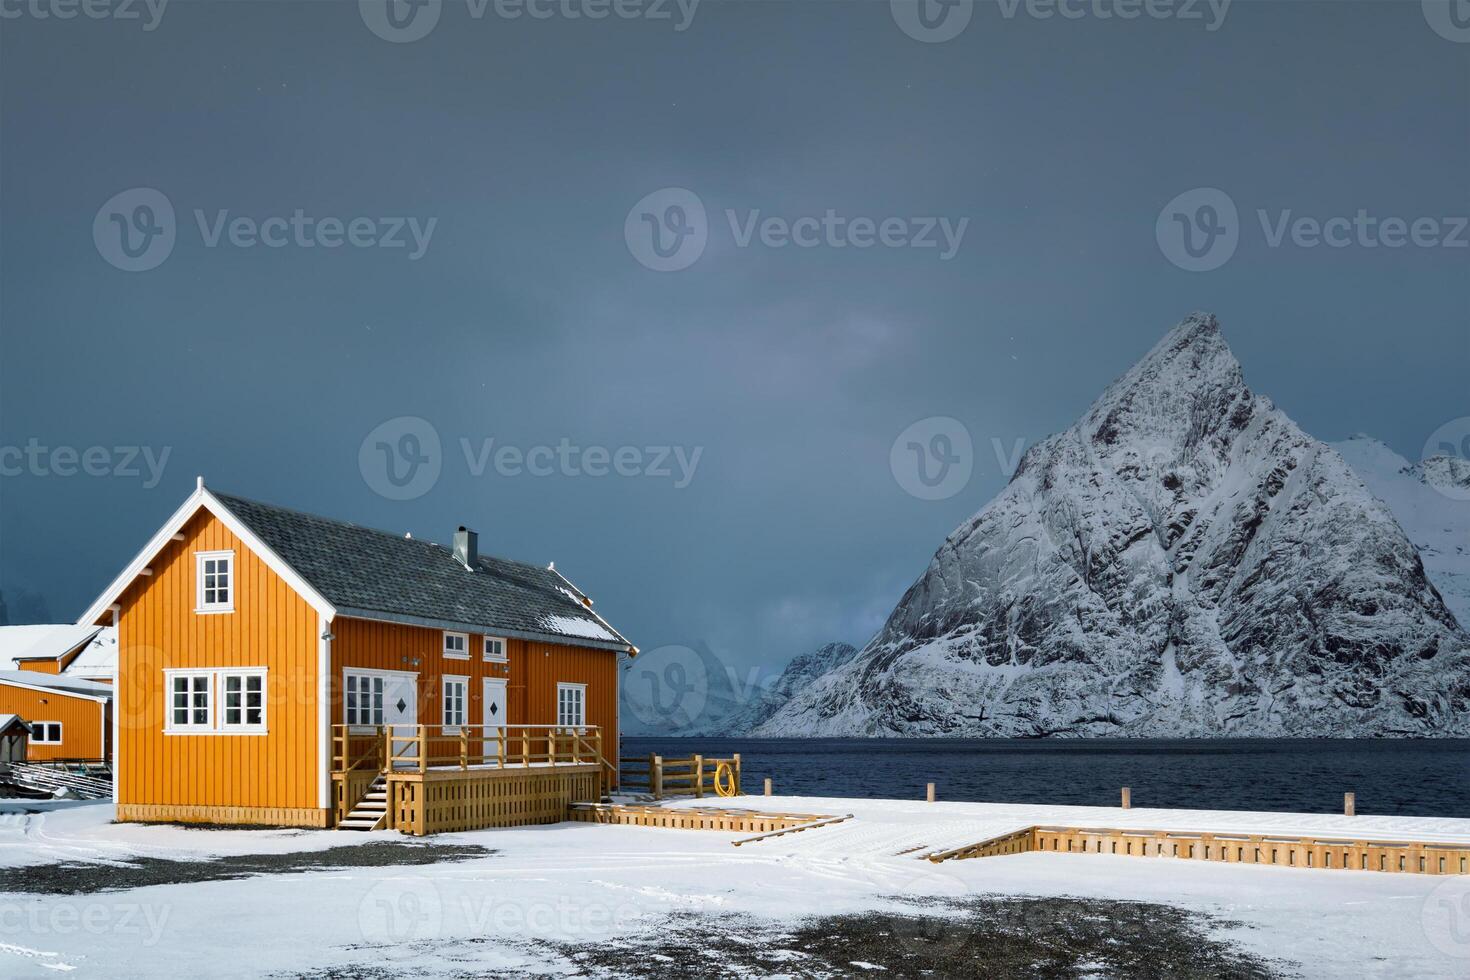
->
482;677;507;762
384;673;418;768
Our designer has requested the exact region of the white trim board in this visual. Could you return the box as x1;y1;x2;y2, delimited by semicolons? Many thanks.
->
0;677;111;705
76;483;337;628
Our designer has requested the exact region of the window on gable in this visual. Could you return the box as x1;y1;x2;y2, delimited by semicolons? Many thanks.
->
443;631;469;660
557;682;586;729
169;673;213;730
196;551;235;612
345;672;386;727
483;636;507;662
31;722;62;744
443;676;467;732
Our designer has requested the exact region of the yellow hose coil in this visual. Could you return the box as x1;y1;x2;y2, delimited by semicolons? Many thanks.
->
714;761;738;797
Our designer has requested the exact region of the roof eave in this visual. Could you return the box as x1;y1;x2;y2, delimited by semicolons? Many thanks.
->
334;607;635;654
76;483;337;628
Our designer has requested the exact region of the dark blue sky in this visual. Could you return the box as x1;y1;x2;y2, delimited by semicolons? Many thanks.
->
2;1;1466;680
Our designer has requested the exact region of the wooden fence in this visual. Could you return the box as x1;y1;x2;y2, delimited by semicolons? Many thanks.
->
392;766;601;836
617;753;741;799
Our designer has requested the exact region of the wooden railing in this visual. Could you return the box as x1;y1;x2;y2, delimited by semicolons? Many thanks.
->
618;753;741;799
332;724;616;797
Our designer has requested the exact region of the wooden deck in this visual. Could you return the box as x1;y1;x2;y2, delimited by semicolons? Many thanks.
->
927;824;1470;875
331;723;614;835
568;802;837;835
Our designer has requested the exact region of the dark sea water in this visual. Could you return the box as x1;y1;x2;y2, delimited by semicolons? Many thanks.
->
619;738;1470;818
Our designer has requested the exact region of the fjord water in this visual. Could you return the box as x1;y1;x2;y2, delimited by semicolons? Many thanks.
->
619;738;1470;818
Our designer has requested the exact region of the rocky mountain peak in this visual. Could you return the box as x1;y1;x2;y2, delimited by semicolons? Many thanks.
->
756;314;1470;738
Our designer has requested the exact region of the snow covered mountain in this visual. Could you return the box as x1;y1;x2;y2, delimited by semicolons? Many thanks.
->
622;641;859;737
756;313;1470;738
1332;435;1470;632
714;642;858;735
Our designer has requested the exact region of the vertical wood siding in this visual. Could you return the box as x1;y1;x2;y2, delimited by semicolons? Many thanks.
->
0;684;106;761
16;661;63;675
333;619;619;745
113;510;319;814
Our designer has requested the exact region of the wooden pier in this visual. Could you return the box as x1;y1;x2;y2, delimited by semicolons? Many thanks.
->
928;824;1470;876
568;802;831;834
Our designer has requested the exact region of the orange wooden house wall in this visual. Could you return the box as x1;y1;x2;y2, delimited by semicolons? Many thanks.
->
112;509;323;827
0;681;108;761
332;618;619;751
111;507;623;827
16;659;64;675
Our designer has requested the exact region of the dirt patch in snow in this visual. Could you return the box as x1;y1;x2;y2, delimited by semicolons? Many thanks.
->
557;897;1287;979
0;842;493;895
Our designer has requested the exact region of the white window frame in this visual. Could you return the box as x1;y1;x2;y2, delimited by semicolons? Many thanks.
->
219;669;268;734
195;550;235;613
482;636;507;663
557;682;587;730
165;670;214;733
344;669;387;730
442;675;468;733
442;631;469;660
30;721;62;744
164;668;269;735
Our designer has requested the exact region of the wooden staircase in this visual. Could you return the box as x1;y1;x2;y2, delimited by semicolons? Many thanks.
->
337;776;388;831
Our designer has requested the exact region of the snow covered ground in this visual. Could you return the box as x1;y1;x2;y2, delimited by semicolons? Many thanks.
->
2;796;1468;978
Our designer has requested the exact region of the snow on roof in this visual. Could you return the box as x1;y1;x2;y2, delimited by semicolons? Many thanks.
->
0;625;102;671
539;614;616;642
0;671;113;700
0;714;29;733
63;626;117;679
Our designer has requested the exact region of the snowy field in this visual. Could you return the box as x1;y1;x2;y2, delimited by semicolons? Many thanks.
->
2;796;1468;978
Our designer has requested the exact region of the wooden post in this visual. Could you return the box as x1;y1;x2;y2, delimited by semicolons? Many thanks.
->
382;726;392;774
547;730;555;765
694;755;705;799
1344;792;1355;817
459;727;468;770
522;728;530;767
1121;787;1131;809
926;782;936;803
652;755;663;800
497;727;505;769
417;725;427;774
732;753;741;795
763;777;772;796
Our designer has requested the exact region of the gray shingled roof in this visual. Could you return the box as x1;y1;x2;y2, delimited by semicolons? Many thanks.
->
212;493;632;652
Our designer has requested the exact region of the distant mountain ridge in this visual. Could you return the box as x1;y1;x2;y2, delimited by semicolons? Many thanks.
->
1330;435;1470;632
711;642;858;735
754;313;1470;738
